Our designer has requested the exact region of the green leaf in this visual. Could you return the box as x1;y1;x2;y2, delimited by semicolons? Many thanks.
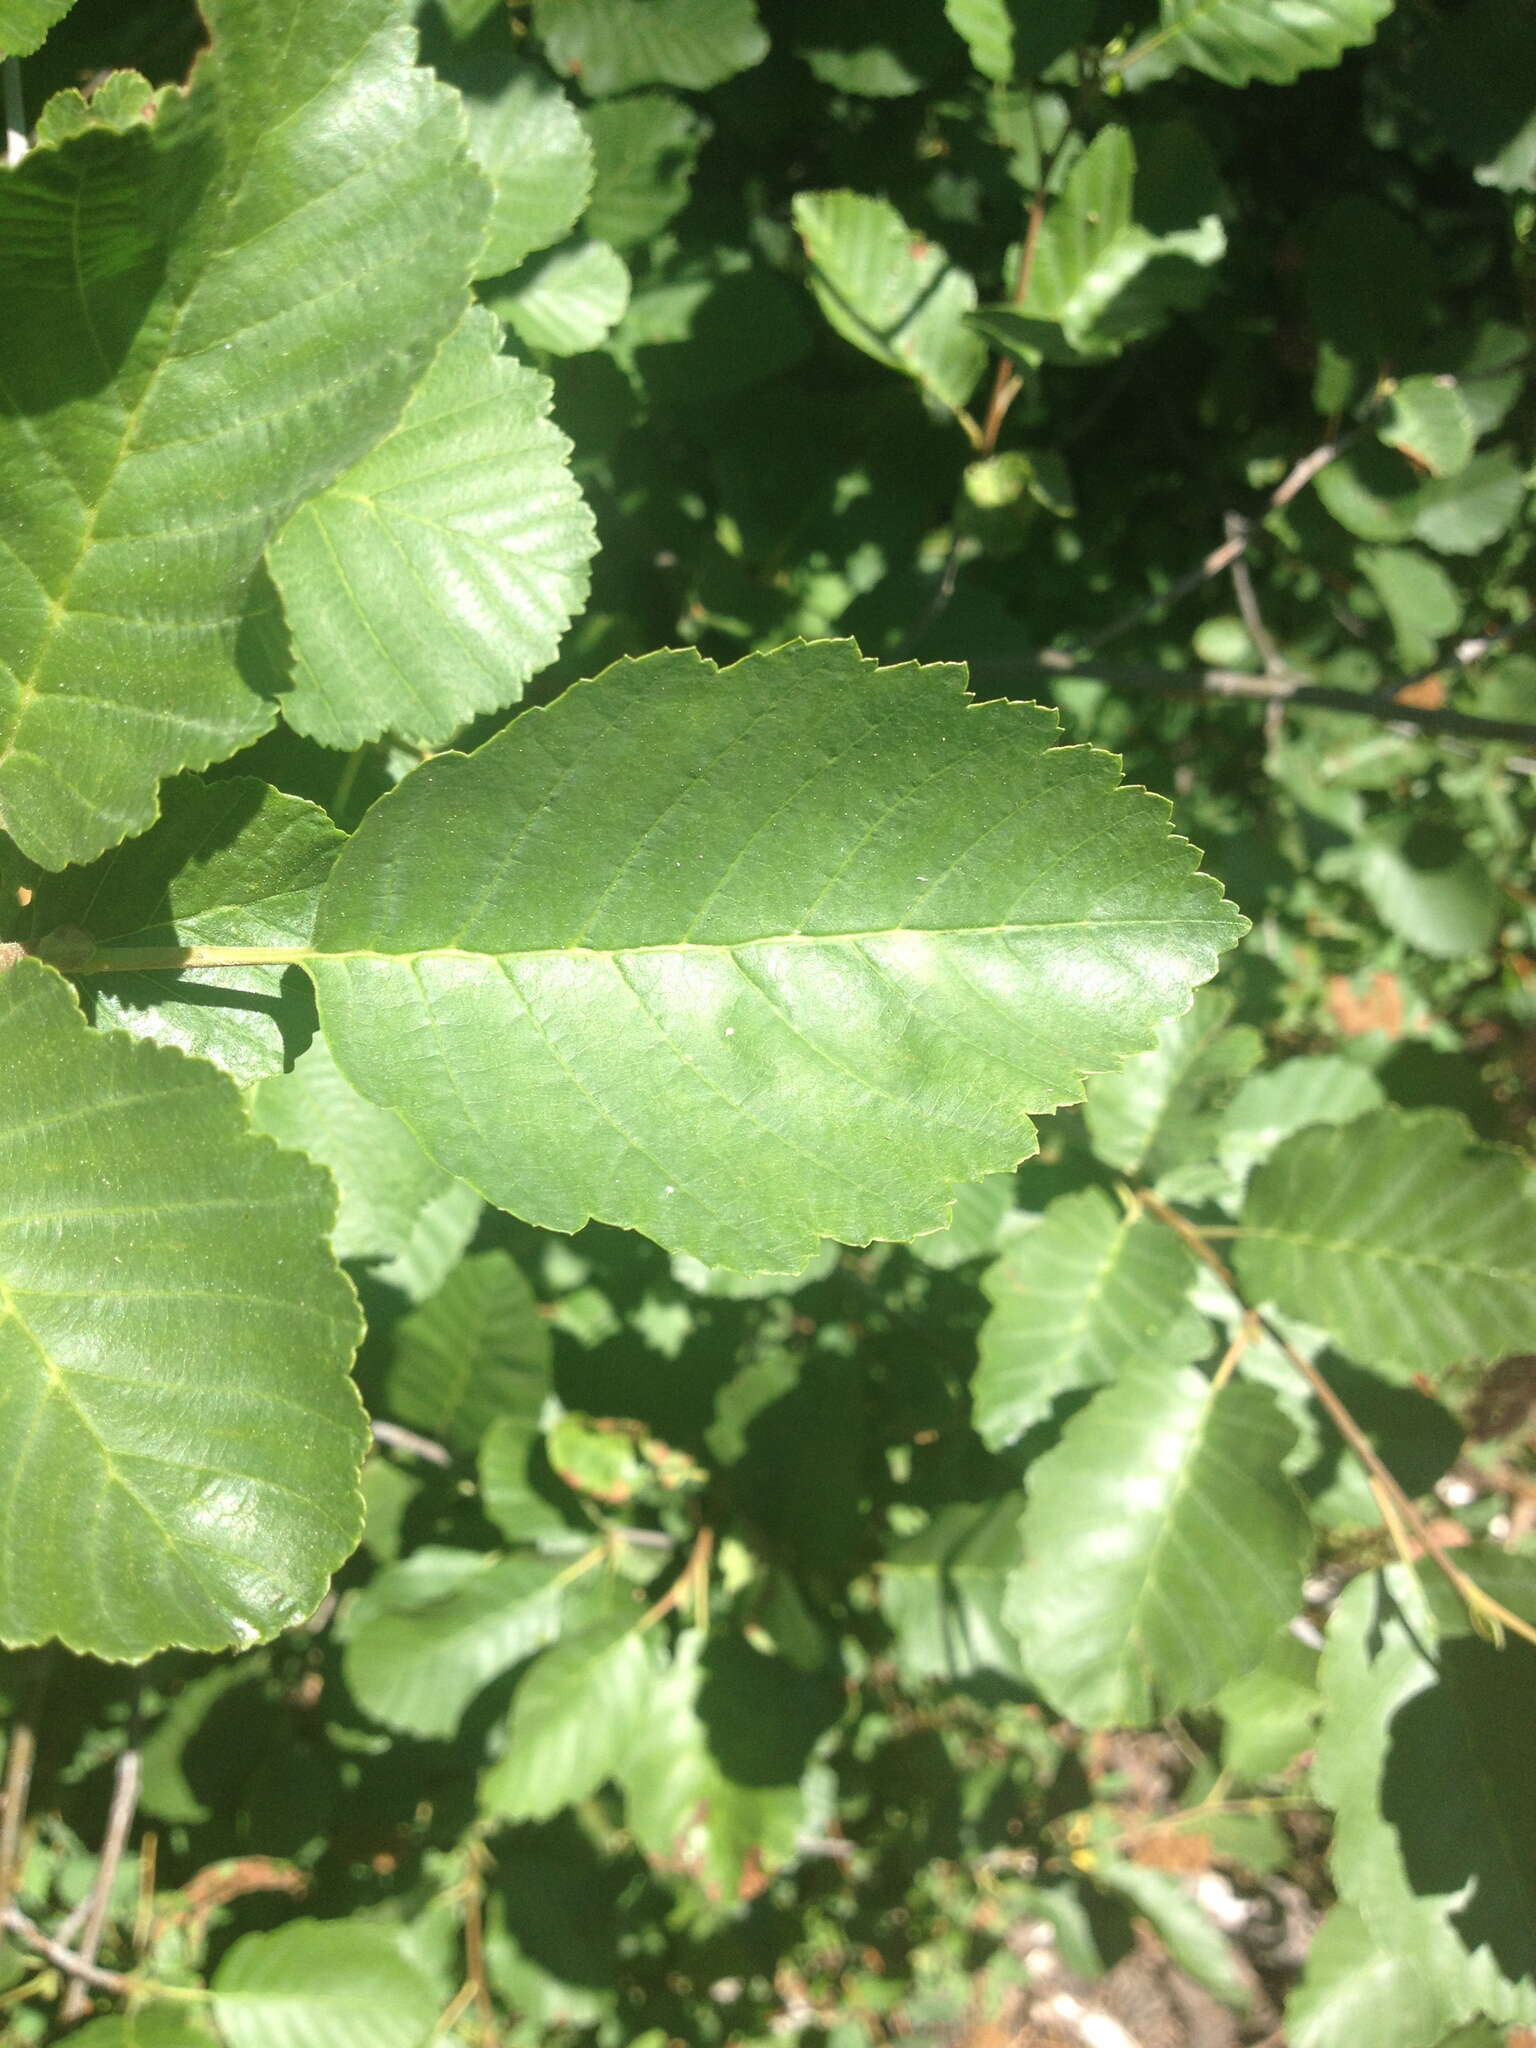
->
307;640;1241;1271
0;0;72;57
973;1187;1207;1449
1314;443;1423;543
1006;1364;1309;1727
794;2;952;97
1218;1056;1385;1185
616;1630;824;1901
488;236;632;356
342;1546;568;1737
1235;1107;1536;1382
0;0;489;869
249;1039;480;1298
793;191;987;412
1094;1860;1249;2008
907;1172;1015;1269
0;958;365;1661
383;1251;552;1459
33;72;165;146
1378;376;1476;479
1315;1561;1536;2022
1412;448;1529;555
462;63;593;278
1283;1905;1455;2048
1354;546;1462;669
943;0;1093;83
878;1496;1028;1685
266;307;595;751
1143;0;1393;88
1215;1627;1320;1782
63;2013;217;2048
1082;986;1262;1184
532;0;768;95
478;1414;581;1546
6;775;343;1082
212;1920;440;2048
973;124;1225;366
583;92;707;250
481;1617;652;1820
1355;818;1502;960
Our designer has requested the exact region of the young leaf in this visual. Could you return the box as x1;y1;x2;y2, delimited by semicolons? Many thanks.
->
0;0;490;869
1145;0;1393;88
266;307;596;751
342;1547;570;1738
1315;1561;1536;2023
1235;1107;1536;1381
9;775;343;1081
793;191;987;412
973;1186;1207;1449
1006;1364;1309;1727
382;1250;553;1457
249;1039;481;1299
878;1496;1029;1685
0;959;365;1661
212;1920;439;2048
481;1617;652;1820
532;0;768;95
308;640;1241;1270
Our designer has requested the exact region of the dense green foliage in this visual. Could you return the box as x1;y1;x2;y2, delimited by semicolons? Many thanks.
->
1;0;1534;2042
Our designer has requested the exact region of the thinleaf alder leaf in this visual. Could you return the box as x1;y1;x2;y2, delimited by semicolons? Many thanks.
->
0;0;490;868
308;640;1242;1270
0;958;366;1661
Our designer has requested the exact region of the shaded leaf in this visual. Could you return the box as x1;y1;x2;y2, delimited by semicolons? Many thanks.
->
8;775;342;1082
383;1250;552;1459
1218;1055;1385;1186
878;1496;1028;1685
1094;1860;1249;2008
1235;1107;1536;1381
1006;1364;1309;1727
489;236;632;356
0;0;488;868
1083;986;1261;1183
584;91;707;250
793;190;987;412
1378;376;1476;479
943;0;1093;82
1355;818;1502;961
478;1415;583;1547
1412;448;1528;555
0;959;364;1661
1354;546;1462;669
267;307;595;751
1146;0;1393;88
308;640;1239;1271
973;1186;1207;1449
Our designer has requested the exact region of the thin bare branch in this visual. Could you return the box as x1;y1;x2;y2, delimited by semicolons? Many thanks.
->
371;1418;453;1466
59;1705;144;2024
2;1905;133;1996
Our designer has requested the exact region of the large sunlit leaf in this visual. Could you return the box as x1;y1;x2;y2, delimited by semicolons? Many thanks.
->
532;0;768;95
1235;1107;1536;1382
7;775;343;1082
212;1920;439;2048
793;191;987;413
973;1187;1207;1449
1315;1560;1536;2024
306;640;1241;1270
0;959;365;1660
1137;0;1394;88
266;308;595;751
1005;1363;1309;1727
0;0;489;868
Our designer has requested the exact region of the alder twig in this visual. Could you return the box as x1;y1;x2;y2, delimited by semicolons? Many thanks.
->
59;1701;144;2023
371;1417;453;1466
0;1715;36;1927
1;1905;133;1995
1225;511;1286;678
1138;1189;1536;1654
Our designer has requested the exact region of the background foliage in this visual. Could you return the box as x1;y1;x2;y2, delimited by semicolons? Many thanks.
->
2;0;1535;2043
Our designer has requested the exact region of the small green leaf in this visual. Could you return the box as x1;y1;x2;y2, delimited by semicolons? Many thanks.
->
1378;377;1476;479
249;1039;481;1299
1083;986;1261;1184
878;1496;1028;1685
943;0;1093;82
33;71;164;145
488;236;632;356
1236;1107;1536;1381
308;640;1240;1271
1354;546;1462;669
342;1547;568;1738
1143;0;1393;88
383;1251;552;1459
212;1919;439;2048
0;0;490;868
1412;448;1528;555
583;92;708;250
532;0;768;95
7;775;343;1082
0;958;365;1661
793;191;987;412
1006;1364;1309;1727
1355;818;1502;961
478;1415;581;1546
462;63;594;278
482;1618;652;1820
973;1187;1207;1449
267;307;595;751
